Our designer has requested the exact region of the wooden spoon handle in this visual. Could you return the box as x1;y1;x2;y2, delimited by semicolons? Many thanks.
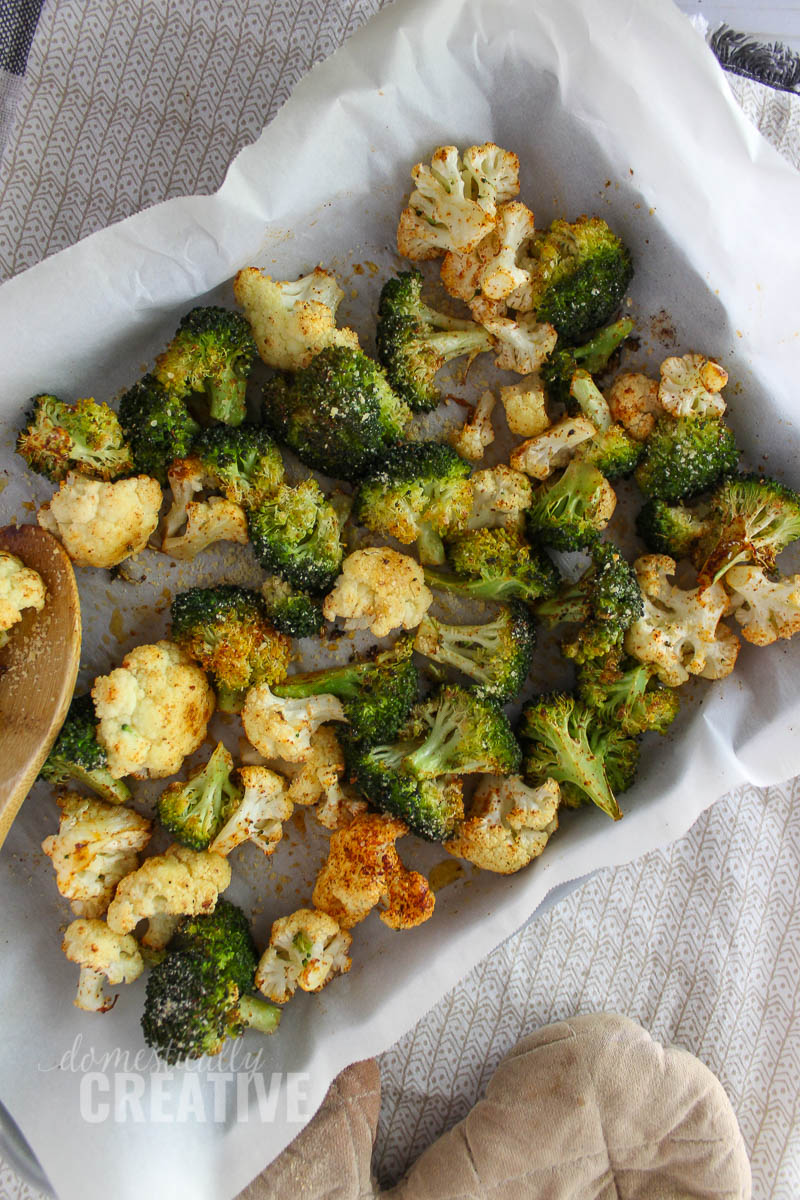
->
0;525;81;848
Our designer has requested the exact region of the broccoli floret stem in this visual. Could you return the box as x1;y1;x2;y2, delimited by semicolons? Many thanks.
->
216;683;248;714
238;994;281;1032
569;370;612;431
423;328;492;363
205;367;248;427
416;615;502;687
534;579;590;627
42;758;132;805
417;523;446;565
275;661;366;701
573;318;634;373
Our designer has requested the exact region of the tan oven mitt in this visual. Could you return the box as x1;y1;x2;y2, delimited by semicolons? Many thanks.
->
238;1012;751;1199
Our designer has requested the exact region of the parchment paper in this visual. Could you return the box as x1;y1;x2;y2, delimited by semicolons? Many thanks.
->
1;2;799;1198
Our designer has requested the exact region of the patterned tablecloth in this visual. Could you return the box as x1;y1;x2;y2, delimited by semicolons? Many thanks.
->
0;3;798;1198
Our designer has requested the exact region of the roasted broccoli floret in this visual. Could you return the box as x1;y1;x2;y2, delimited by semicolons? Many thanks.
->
170;585;291;712
156;742;243;851
575;422;644;479
154;306;257;426
576;648;680;736
16;394;134;483
347;748;464;841
353;441;473;564
521;217;633;343
193;424;284;509
375;269;492;411
171;900;258;996
520;693;639;821
274;637;418;745
142;948;280;1063
636;497;710;558
398;685;521;779
526;459;616;551
263;345;410;481
634;414;739;502
39;693;131;804
694;474;800;586
246;479;344;593
414;603;536;705
118;374;200;484
423;527;559;607
540;318;634;409
260;576;324;639
535;541;643;664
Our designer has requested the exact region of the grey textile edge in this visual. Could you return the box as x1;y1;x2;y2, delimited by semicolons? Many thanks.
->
0;0;45;75
710;23;800;93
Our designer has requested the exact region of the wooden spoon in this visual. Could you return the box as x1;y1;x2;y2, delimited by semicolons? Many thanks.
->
0;525;81;848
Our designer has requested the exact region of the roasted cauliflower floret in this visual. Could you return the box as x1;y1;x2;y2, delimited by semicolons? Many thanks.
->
445;775;560;874
37;472;162;569
0;551;46;647
312;812;435;930
509;416;597;480
483;314;558;376
209;765;292;857
448;390;496;462
480;202;536;301
465;465;533;532
92;641;215;779
322;547;433;638
285;726;367;830
607;372;662;441
624;554;739;686
42;793;152;918
242;684;345;762
106;843;231;948
62;918;144;1012
161;497;249;560
161;456;205;539
658;353;728;418
725;565;800;646
255;908;352;1004
233;266;359;371
499;375;551;438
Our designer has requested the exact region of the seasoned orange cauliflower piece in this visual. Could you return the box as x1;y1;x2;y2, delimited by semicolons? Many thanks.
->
607;372;663;441
445;776;560;874
62;918;144;1012
465;465;533;532
0;551;46;647
209;765;292;857
323;547;433;638
242;685;345;762
658;353;728;418
106;843;230;948
284;726;367;829
509;416;597;480
161;497;248;560
255;908;352;1004
725;565;800;646
448;390;496;462
37;472;161;568
233;266;359;371
42;793;152;918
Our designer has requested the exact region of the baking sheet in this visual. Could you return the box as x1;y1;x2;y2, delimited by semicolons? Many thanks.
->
1;1;800;1198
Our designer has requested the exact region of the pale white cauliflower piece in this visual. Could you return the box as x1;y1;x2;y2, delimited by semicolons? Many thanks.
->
37;472;162;569
725;565;800;646
42;793;152;918
448;390;496;462
161;497;249;560
161;456;205;538
255;908;352;1004
484;314;558;375
233;266;359;370
461;143;521;208
607;372;663;441
509;416;597;480
479;202;536;300
624;555;740;686
658;353;728;418
323;547;433;638
312;812;435;930
445;776;560;874
242;684;345;762
499;375;551;438
465;465;533;532
106;843;231;947
285;726;367;830
210;765;292;857
0;551;46;647
92;641;215;779
62;918;144;1012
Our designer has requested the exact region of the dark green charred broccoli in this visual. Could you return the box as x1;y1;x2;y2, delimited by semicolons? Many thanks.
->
347;745;464;841
154;306;257;426
376;269;492;411
576;649;680;736
541;318;634;409
247;479;344;593
414;603;536;705
526;459;616;551
193;424;284;509
634;414;739;502
118;374;200;484
170;585;291;712
424;528;560;605
353;441;473;564
636;497;710;558
260;576;324;639
522;216;633;343
574;422;644;480
520;693;639;821
156;742;242;850
172;900;259;996
142;948;280;1063
16;394;134;483
274;637;419;745
693;473;800;586
263;345;410;481
39;693;131;804
535;541;643;664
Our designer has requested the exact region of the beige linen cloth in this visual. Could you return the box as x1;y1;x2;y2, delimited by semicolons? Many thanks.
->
240;1013;750;1198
